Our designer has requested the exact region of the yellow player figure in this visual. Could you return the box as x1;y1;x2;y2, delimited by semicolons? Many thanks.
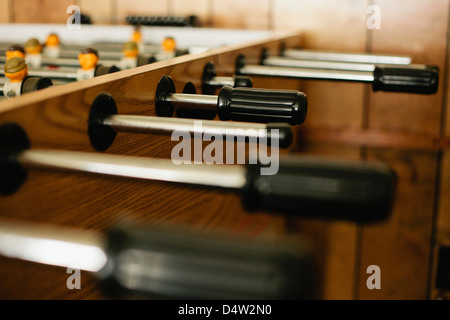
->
131;25;144;53
3;57;28;98
120;41;139;70
77;47;99;81
160;36;177;60
24;38;43;69
6;45;26;61
44;33;61;58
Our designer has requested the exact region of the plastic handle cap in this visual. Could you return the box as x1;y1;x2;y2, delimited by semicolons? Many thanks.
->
243;156;397;223
372;66;439;94
217;86;307;125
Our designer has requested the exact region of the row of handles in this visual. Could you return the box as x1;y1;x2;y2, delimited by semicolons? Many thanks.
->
0;45;438;299
1;46;440;96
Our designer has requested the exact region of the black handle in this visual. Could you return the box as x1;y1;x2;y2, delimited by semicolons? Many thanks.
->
373;66;439;94
233;76;253;88
98;226;312;300
266;123;293;148
95;64;121;77
137;55;157;67
217;86;307;125
21;76;53;93
243;156;396;223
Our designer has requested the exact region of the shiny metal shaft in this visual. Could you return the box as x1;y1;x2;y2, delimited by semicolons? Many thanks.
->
264;56;377;72
104;114;267;138
283;49;412;65
240;65;375;82
167;93;218;111
18;149;248;190
42;57;119;68
205;76;235;87
0;220;107;272
27;69;78;79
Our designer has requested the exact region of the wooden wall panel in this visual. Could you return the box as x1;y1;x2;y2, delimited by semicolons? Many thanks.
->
438;156;450;240
360;150;439;300
368;0;448;136
116;0;170;25
210;0;270;30
12;0;76;23
358;0;449;300
78;0;114;25
432;1;450;300
272;0;368;50
0;0;11;23
432;153;450;300
171;0;211;27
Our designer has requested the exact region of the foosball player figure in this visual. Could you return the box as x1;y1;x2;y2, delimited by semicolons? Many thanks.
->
24;38;43;69
131;25;145;53
44;33;61;58
77;47;120;80
161;36;177;60
119;41;139;70
77;47;99;81
3;57;28;98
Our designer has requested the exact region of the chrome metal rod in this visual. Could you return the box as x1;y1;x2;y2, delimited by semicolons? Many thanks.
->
59;49;123;60
206;76;235;87
283;49;412;65
61;44;166;55
0;220;107;273
0;43;162;55
167;93;218;111
0;56;118;68
264;56;377;72
240;65;375;82
264;57;431;73
104;114;267;138
41;57;119;68
18;149;248;190
28;69;78;79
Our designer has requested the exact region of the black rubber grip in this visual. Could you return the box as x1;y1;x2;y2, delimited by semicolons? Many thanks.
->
0;123;30;195
98;226;312;300
266;123;293;149
21;76;53;93
217;86;307;125
372;66;439;94
233;76;253;88
137;55;157;66
243;156;396;223
126;15;201;27
222;123;293;149
95;64;121;77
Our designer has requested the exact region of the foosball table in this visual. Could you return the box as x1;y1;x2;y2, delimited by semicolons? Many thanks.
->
0;22;446;300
